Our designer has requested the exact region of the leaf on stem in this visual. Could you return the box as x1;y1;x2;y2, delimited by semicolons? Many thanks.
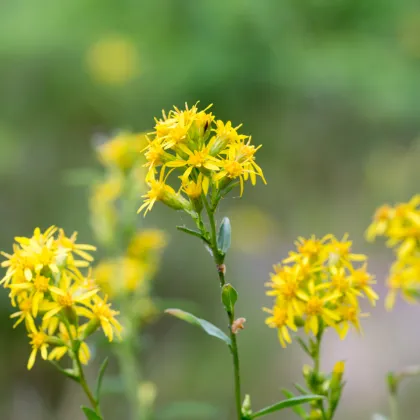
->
176;226;208;242
165;308;231;346
250;395;324;418
281;390;307;418
221;284;238;313
81;406;103;420
95;357;109;403
217;217;231;254
49;360;79;381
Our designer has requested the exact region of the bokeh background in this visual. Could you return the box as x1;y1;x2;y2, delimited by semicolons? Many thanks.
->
1;1;420;419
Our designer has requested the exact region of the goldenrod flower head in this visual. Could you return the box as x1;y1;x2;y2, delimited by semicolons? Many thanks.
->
1;226;121;369
97;132;148;171
265;234;376;347
367;195;420;309
139;103;265;215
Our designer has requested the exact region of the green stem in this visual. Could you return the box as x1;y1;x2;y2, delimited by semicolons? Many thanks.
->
114;318;142;420
312;329;327;420
75;351;102;417
62;316;102;417
389;392;398;420
203;198;243;420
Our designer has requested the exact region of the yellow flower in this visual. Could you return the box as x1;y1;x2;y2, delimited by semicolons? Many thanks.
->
27;325;50;370
140;103;265;215
43;273;99;321
127;229;167;260
297;283;341;336
264;305;297;348
138;168;191;215
48;323;91;365
79;295;122;342
265;234;376;346
97;132;147;171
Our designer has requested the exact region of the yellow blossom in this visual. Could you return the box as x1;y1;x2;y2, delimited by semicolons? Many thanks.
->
265;234;376;347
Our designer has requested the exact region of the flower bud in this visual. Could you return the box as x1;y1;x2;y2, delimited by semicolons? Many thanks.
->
241;394;252;417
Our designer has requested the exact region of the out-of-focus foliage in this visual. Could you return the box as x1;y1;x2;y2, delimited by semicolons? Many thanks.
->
1;1;420;419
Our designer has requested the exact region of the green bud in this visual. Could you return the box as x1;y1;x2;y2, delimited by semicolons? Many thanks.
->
241;394;252;417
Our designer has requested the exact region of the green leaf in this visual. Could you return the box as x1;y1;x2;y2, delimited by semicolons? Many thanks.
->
251;395;324;419
281;390;307;418
49;361;79;381
176;226;208;243
95;357;109;402
81;406;102;420
221;283;238;313
217;217;231;254
165;308;231;346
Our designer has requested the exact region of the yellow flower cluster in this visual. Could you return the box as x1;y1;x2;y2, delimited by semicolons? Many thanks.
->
94;229;166;299
265;234;377;347
1;226;122;369
139;103;266;215
91;132;148;246
367;195;420;309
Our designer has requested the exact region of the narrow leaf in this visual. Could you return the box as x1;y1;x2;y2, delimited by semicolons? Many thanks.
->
221;284;238;313
217;217;231;254
282;390;307;418
81;406;102;420
95;357;109;402
294;383;310;395
165;308;231;346
177;226;208;243
251;395;324;418
49;361;79;381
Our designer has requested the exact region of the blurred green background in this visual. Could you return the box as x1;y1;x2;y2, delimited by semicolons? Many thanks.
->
1;0;420;419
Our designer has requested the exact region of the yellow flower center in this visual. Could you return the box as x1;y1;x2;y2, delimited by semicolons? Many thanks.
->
34;275;50;292
31;332;47;348
375;205;392;221
93;302;112;319
332;274;350;291
306;297;323;316
298;240;321;257
224;161;244;178
58;294;74;307
19;298;32;313
187;150;207;167
282;281;298;299
273;308;288;326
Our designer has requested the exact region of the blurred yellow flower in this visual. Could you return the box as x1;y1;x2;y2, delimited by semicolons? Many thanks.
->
86;34;140;86
367;195;420;309
96;132;148;171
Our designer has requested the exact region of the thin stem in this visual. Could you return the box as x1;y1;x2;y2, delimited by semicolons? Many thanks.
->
61;316;102;416
202;197;242;420
389;392;398;420
114;318;142;420
75;351;102;416
312;329;327;420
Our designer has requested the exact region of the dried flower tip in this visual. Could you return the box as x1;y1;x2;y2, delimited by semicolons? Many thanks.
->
231;317;246;334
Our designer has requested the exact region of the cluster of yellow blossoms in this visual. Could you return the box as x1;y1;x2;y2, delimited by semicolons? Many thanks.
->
139;103;266;215
367;195;420;309
265;234;378;347
91;132;148;246
94;229;166;300
1;226;122;370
